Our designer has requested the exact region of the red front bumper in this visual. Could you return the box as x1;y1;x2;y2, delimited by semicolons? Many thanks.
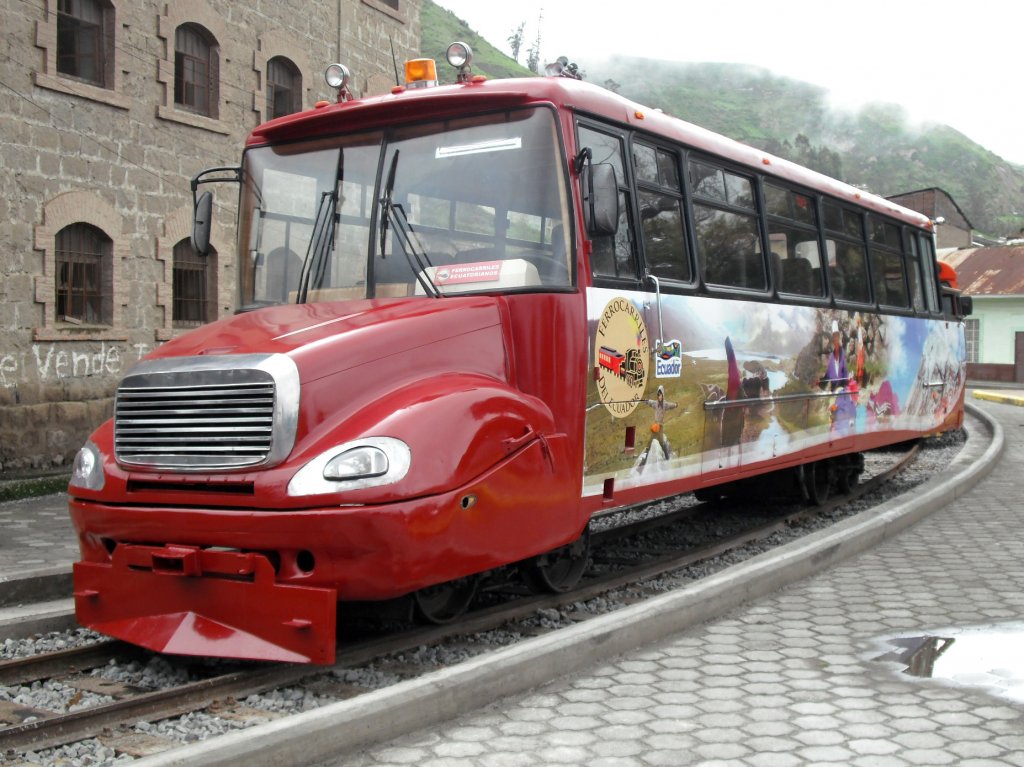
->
73;544;337;664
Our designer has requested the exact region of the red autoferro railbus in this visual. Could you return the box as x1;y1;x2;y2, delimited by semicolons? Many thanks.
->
68;45;969;664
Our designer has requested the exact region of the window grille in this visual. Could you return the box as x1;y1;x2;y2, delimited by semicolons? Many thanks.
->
267;57;302;119
173;239;214;328
175;24;217;116
57;0;107;86
965;318;980;363
56;223;110;324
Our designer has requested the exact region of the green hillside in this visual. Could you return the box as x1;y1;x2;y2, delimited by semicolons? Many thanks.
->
421;1;1024;238
421;2;535;82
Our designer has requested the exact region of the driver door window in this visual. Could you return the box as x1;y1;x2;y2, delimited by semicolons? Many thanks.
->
578;125;638;282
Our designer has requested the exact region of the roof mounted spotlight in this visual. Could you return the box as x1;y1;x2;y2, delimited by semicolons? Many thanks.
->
325;63;353;102
544;56;582;80
446;41;473;83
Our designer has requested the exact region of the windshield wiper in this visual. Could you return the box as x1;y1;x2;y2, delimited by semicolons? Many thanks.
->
296;189;337;303
378;150;399;260
387;201;441;298
377;149;441;298
296;151;345;303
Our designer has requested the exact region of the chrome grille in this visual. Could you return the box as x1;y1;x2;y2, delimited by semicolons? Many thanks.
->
114;354;299;470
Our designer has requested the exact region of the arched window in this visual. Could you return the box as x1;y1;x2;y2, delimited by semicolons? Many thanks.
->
173;239;217;327
56;223;112;324
174;24;218;117
57;0;111;87
267;57;302;120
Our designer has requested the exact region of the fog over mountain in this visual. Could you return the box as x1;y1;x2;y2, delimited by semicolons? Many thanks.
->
422;1;1024;239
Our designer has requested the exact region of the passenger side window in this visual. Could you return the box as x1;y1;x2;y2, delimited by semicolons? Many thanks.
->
764;182;824;298
917;234;941;313
903;233;924;311
579;125;638;281
689;159;765;291
869;219;908;308
634;142;690;283
823;201;870;304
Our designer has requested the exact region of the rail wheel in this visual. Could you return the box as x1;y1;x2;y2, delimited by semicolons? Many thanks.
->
801;460;831;505
694;486;725;502
836;453;865;494
520;525;591;594
412;575;480;624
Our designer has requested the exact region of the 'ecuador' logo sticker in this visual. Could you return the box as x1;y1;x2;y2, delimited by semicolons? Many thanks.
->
594;297;649;418
656;339;683;379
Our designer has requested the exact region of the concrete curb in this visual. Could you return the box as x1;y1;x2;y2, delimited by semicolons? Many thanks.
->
0;567;71;608
973;389;1024;407
0;599;76;638
133;403;1002;767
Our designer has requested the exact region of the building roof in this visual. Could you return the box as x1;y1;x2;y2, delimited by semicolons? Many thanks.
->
942;246;1024;296
888;187;974;231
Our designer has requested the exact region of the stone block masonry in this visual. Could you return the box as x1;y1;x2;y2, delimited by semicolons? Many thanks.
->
0;0;421;475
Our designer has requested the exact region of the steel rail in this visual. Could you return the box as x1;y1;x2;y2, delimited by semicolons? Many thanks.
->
0;443;919;756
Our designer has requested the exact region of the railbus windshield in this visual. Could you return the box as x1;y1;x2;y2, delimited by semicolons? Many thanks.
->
236;107;572;309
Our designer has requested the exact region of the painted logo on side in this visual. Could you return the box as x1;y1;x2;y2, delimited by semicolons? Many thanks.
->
594;297;649;418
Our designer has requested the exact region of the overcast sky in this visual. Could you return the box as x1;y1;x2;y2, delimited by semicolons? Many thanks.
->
433;0;1023;165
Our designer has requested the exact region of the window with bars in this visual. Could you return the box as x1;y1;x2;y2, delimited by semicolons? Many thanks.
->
174;24;218;117
267;57;302;120
57;0;110;86
965;318;980;363
56;223;111;324
172;239;216;328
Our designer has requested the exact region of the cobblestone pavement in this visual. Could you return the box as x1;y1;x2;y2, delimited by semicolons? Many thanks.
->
321;398;1024;767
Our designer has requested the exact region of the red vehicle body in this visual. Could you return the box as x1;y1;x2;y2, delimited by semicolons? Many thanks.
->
68;49;969;664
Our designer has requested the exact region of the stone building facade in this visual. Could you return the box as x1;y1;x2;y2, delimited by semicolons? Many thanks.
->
0;0;421;476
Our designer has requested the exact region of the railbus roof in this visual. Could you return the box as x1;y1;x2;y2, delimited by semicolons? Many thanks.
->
248;76;932;231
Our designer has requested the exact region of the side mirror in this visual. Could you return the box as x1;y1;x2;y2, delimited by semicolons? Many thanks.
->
582;163;619;237
959;294;973;317
191;191;213;256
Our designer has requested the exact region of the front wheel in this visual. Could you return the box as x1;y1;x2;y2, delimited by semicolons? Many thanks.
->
520;526;591;594
412;575;480;624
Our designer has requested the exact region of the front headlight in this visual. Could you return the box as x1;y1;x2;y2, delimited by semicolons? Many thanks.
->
288;437;411;496
324;446;389;480
70;441;105;491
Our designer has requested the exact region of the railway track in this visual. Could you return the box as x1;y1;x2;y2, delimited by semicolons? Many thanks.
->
0;441;925;760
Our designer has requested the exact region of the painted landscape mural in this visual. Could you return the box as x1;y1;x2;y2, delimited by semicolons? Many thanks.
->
583;287;965;496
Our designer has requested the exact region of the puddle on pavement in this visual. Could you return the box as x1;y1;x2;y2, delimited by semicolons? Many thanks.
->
871;622;1024;705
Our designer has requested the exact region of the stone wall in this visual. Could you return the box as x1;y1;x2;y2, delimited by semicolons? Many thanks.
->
0;0;420;475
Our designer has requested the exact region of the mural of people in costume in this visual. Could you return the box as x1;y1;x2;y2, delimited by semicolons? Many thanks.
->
822;321;849;392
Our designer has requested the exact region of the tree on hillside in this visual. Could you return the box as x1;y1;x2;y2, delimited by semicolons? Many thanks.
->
762;134;843;181
525;10;543;73
507;21;525;63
